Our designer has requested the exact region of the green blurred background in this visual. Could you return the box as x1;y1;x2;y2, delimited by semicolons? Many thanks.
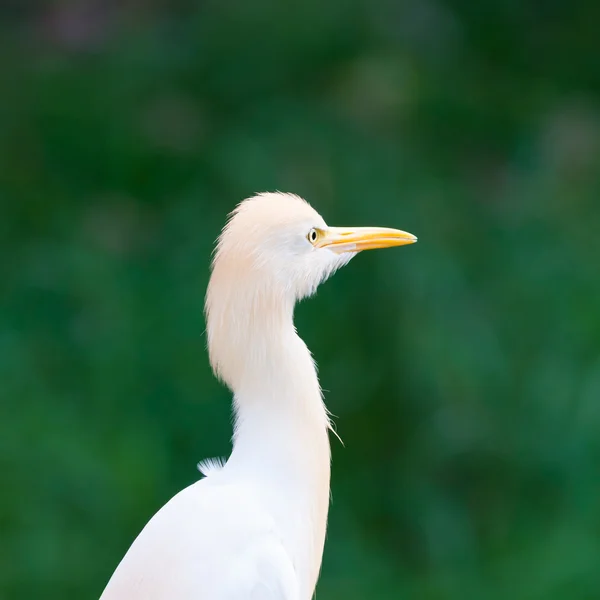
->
2;1;600;598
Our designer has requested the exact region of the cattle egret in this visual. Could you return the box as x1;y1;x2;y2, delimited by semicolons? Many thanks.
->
100;192;417;599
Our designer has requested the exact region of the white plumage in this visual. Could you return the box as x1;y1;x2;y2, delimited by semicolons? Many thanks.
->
100;192;416;600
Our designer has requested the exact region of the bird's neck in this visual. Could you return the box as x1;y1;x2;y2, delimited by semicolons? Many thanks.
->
230;323;331;462
225;313;331;598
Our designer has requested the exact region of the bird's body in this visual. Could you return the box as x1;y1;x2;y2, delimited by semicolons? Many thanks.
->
100;193;416;599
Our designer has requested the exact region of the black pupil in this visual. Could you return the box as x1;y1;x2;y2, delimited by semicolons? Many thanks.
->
310;230;316;241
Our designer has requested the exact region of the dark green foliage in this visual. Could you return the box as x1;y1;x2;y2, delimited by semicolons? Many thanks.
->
1;1;600;598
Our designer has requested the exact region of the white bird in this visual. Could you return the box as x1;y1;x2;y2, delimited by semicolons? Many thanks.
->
100;192;416;600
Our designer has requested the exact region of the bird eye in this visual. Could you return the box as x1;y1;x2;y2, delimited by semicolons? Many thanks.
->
307;228;319;244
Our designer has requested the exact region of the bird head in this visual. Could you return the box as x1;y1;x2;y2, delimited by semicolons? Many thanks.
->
205;192;416;387
207;192;416;301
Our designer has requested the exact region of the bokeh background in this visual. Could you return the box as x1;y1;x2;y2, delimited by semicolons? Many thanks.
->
2;1;600;598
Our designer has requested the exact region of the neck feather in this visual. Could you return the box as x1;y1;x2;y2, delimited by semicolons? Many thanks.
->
206;280;331;597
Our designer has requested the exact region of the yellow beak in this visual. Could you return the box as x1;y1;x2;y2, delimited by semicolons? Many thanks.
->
316;226;417;254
